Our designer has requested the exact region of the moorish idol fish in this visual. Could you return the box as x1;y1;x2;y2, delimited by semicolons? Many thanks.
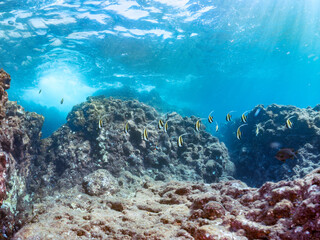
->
236;124;248;140
208;110;214;124
177;133;188;147
286;116;294;129
164;121;168;133
98;114;108;129
241;110;249;123
226;111;234;122
143;128;148;141
158;119;164;130
195;120;201;132
98;119;103;129
124;121;129;134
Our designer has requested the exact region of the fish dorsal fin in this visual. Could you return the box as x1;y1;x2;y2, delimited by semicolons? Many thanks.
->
287;116;295;121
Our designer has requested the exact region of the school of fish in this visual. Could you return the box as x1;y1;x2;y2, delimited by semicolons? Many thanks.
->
97;107;298;162
40;85;296;162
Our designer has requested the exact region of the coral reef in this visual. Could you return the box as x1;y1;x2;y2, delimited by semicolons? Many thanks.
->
0;69;44;239
1;69;320;239
13;167;320;239
29;96;234;200
222;104;320;187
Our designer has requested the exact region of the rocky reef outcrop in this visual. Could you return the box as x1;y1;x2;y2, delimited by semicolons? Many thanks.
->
29;96;234;200
1;68;320;239
0;69;44;239
222;104;320;187
13;167;320;239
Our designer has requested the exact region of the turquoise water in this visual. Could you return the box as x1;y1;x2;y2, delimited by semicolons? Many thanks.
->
1;0;320;136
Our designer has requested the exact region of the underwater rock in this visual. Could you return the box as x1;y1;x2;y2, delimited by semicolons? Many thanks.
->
223;104;320;187
6;101;44;161
0;69;44;239
0;69;10;120
82;169;119;196
30;96;234;199
3;68;320;238
13;167;320;240
0;152;9;207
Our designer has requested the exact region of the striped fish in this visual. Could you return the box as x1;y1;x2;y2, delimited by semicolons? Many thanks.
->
98;119;103;129
236;127;242;140
286;117;293;129
143;128;148;141
177;133;188;147
237;124;247;140
158;119;164;129
124;121;129;134
195;120;201;132
208;110;214;124
241;113;247;123
164;121;169;133
226;112;232;122
177;135;184;147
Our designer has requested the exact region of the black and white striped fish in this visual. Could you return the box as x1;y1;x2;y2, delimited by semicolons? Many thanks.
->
286;117;293;129
98;119;103;129
158;119;164;129
177;135;183;147
208;110;214;124
226;112;232;122
236;124;247;140
164;121;169;133
124;121;129;134
195;120;201;132
241;111;249;123
143;128;148;141
142;128;149;141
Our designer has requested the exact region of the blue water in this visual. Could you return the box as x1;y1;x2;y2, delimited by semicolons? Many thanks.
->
1;0;320;136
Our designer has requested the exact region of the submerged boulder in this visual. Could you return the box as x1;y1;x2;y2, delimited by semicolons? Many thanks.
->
82;169;119;196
